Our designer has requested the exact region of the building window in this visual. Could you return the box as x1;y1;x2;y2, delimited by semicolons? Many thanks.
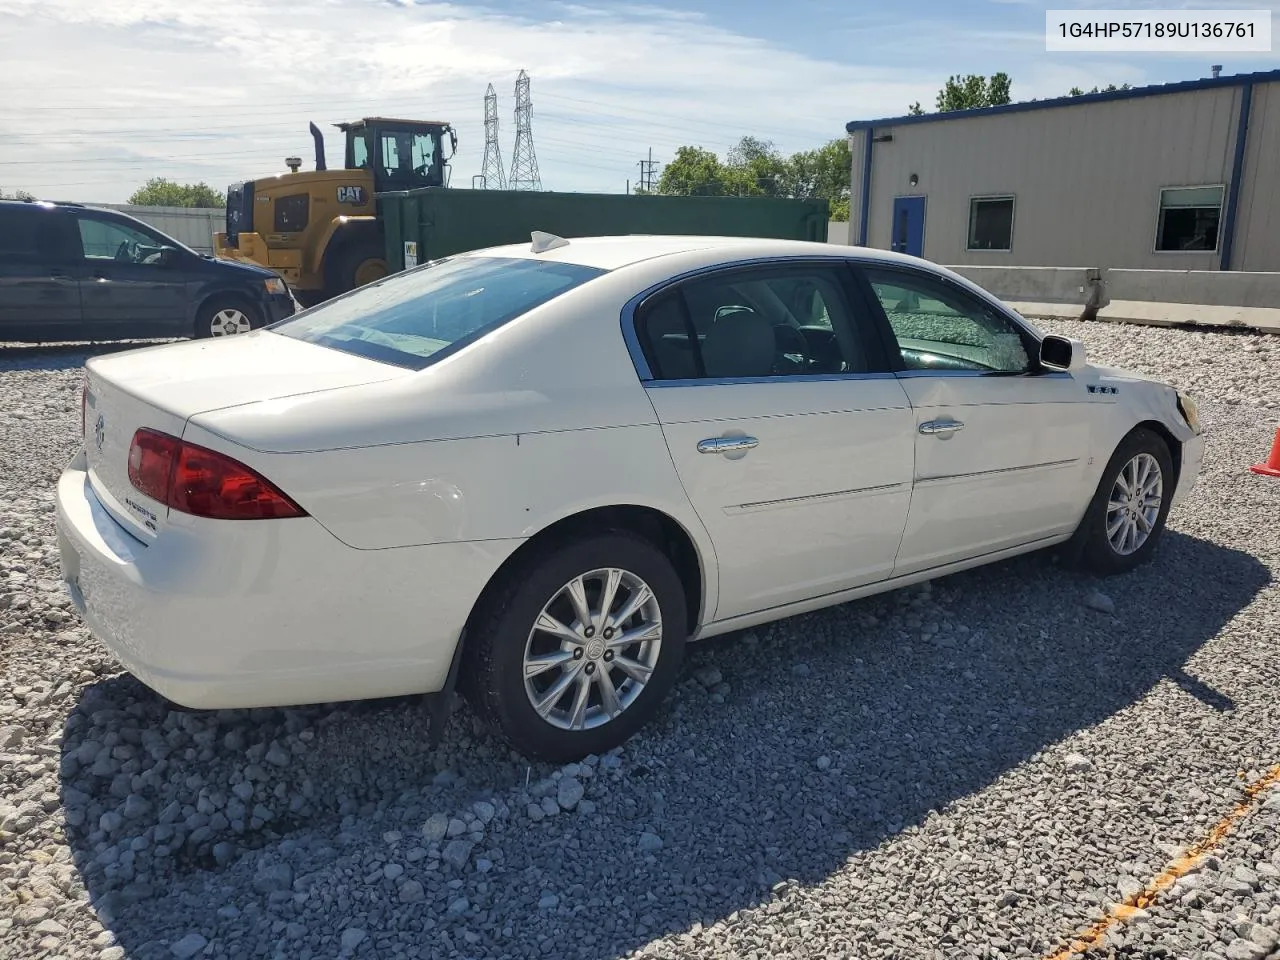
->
1155;185;1224;252
967;196;1014;252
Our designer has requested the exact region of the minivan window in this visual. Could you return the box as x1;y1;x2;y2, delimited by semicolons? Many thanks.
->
0;207;77;263
272;256;607;370
0;208;37;257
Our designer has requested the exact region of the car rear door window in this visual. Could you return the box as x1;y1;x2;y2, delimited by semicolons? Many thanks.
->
635;262;877;380
0;207;76;264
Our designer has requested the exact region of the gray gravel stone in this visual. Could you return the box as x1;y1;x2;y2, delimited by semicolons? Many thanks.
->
638;832;664;853
340;928;366;951
442;839;473;870
557;777;584;810
1;321;1279;960
1085;589;1116;614
421;812;449;842
170;933;207;958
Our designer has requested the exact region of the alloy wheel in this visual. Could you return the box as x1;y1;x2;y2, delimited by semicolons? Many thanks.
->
1106;452;1163;556
209;308;252;336
522;567;663;731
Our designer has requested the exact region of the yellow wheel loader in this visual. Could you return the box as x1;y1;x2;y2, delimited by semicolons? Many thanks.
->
213;118;457;305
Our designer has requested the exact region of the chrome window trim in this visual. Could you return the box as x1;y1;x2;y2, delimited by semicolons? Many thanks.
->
618;252;1060;385
648;372;899;389
895;368;1071;380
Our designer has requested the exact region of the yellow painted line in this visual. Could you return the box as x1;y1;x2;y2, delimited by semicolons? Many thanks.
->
1043;763;1280;960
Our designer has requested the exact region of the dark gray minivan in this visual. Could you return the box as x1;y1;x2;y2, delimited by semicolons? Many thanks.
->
0;199;296;343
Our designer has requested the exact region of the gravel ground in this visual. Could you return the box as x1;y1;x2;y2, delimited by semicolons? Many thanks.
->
1;320;1278;960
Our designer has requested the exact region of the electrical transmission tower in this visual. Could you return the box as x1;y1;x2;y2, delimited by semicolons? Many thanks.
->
636;148;659;193
508;70;542;191
478;84;507;190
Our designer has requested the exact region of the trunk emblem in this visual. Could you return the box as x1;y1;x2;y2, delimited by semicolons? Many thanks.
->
94;414;106;452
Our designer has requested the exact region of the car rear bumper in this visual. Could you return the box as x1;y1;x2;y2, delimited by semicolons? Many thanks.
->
54;449;520;710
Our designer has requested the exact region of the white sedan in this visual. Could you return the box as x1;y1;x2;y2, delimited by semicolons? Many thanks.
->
55;234;1204;761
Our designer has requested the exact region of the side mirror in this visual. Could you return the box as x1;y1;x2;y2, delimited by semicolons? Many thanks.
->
1040;334;1086;372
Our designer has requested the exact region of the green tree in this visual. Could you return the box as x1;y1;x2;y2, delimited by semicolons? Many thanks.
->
907;73;1013;115
1069;82;1132;96
656;145;757;197
127;177;224;207
786;138;852;220
656;136;852;220
935;72;1012;111
727;136;789;197
0;187;35;200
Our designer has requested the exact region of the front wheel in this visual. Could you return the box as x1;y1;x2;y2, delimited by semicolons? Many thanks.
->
461;532;687;763
1072;427;1175;575
195;298;260;338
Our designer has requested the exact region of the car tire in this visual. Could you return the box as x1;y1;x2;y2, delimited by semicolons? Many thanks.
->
1071;426;1176;576
461;531;688;763
195;297;261;339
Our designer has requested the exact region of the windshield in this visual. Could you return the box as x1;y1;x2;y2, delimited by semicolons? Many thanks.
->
271;256;607;369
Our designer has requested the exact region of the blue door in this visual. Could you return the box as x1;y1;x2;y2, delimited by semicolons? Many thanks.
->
890;196;926;257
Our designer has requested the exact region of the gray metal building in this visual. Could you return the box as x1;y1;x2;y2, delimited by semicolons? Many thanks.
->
845;68;1280;272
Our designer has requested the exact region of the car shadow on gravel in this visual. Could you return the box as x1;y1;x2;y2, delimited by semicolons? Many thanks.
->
57;529;1269;960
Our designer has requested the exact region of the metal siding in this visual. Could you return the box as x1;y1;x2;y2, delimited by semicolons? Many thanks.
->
864;87;1244;269
1237;83;1280;272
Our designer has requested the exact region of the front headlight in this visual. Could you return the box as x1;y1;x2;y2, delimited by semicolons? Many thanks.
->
263;277;288;296
1176;390;1202;435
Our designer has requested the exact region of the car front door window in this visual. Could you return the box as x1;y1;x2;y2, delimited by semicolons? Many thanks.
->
864;270;1032;374
78;217;168;266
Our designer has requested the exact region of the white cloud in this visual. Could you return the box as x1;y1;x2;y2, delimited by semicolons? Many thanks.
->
0;0;1227;201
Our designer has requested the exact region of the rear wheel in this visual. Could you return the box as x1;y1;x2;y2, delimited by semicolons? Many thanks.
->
1071;427;1175;575
461;532;687;763
326;239;387;299
195;297;260;338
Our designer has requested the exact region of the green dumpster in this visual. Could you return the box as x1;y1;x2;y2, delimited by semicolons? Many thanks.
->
379;188;830;272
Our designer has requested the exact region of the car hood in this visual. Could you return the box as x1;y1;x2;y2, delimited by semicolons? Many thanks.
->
84;329;405;422
200;255;279;281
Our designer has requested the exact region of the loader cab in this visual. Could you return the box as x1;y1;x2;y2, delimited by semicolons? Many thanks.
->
340;118;456;193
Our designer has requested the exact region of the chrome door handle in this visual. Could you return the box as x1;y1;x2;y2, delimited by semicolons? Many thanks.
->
697;436;759;455
919;419;964;436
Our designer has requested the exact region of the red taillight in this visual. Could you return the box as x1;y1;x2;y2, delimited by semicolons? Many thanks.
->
127;428;306;520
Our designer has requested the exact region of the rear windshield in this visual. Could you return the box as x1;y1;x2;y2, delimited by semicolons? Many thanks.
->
271;255;606;370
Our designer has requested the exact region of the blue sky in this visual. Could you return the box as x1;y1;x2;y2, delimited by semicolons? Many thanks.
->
0;0;1275;203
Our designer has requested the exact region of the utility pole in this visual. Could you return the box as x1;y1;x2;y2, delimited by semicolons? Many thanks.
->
637;148;658;194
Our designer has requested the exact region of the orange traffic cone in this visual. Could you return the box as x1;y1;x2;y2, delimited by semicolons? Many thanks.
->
1251;427;1280;477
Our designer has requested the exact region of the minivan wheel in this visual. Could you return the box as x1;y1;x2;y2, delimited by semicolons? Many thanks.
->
196;298;260;338
462;531;687;763
1071;427;1175;576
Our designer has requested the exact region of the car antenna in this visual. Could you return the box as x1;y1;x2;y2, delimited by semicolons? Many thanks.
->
530;231;569;254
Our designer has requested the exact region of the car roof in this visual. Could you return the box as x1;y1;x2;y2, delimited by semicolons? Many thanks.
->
462;234;944;273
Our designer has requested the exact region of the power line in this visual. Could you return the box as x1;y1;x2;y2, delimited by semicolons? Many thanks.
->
507;70;542;192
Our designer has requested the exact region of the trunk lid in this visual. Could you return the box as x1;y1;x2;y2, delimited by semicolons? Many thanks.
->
82;330;403;539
